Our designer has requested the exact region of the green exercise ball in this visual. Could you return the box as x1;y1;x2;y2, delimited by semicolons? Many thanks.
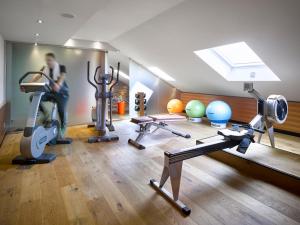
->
185;100;206;118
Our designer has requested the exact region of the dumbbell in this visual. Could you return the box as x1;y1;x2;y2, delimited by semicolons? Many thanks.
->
134;105;147;111
135;93;146;98
135;99;147;104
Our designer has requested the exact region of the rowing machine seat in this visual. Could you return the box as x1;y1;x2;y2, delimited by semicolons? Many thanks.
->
149;114;187;122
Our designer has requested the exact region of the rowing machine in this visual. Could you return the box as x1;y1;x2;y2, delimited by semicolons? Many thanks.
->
150;125;257;215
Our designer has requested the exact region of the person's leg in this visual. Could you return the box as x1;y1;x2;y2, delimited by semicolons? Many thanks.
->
40;93;55;122
55;93;69;138
30;93;52;122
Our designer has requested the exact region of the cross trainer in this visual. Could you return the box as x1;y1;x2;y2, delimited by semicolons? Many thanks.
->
86;61;120;143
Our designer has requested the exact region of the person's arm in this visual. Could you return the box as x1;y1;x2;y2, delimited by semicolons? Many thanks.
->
53;65;66;92
31;66;45;82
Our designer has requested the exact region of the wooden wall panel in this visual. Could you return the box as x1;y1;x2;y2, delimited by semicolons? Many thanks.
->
0;102;10;145
277;102;300;134
180;92;300;135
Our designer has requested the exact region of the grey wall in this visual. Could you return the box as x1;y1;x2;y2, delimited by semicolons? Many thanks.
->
6;42;105;128
129;61;179;117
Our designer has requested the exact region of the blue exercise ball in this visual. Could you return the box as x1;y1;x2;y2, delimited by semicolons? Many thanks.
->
206;101;232;128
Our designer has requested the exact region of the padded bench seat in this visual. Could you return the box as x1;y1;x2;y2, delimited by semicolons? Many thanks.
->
131;114;187;125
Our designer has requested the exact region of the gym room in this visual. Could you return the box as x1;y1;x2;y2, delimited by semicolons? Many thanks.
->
0;0;299;224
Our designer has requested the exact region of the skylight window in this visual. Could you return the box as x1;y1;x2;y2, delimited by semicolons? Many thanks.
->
194;42;280;81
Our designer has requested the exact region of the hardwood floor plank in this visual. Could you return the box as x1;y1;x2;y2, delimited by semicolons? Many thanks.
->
39;164;69;225
61;184;96;225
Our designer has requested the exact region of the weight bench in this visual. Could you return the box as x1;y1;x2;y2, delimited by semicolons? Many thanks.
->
150;125;256;215
128;114;191;150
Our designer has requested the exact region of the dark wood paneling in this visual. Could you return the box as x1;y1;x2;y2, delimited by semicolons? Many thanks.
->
0;102;10;145
180;92;300;134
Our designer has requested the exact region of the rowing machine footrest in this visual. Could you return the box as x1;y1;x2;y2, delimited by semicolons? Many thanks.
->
236;130;254;154
172;131;191;138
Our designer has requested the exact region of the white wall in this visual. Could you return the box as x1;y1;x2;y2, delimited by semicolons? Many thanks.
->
129;61;179;117
0;34;5;107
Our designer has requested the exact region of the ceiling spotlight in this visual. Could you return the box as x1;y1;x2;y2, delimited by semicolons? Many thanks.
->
37;19;43;24
35;33;40;37
34;42;38;46
61;13;75;19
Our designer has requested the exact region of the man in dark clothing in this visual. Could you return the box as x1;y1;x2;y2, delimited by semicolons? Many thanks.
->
27;53;70;138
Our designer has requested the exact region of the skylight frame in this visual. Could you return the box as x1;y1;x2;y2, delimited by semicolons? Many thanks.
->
193;41;280;82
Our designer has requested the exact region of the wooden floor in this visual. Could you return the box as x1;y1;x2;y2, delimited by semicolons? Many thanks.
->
0;120;300;225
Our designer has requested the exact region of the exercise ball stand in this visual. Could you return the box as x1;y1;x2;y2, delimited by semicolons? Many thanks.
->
244;82;288;148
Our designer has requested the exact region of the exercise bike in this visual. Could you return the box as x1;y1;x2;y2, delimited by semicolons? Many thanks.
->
12;71;72;165
87;61;120;143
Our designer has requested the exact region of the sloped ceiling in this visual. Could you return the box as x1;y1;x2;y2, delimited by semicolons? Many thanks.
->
110;0;300;101
74;0;184;42
1;0;300;100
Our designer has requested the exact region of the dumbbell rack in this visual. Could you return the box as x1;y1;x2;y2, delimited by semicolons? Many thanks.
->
135;92;146;116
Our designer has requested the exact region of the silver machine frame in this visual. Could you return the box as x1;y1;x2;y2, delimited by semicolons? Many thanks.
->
86;59;120;143
244;82;288;148
150;126;255;215
12;72;59;164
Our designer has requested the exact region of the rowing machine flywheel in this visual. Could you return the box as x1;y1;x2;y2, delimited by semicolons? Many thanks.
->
266;95;288;124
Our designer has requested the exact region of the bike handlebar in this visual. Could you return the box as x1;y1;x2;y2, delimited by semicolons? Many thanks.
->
19;71;54;85
87;61;120;91
110;62;120;91
87;61;97;90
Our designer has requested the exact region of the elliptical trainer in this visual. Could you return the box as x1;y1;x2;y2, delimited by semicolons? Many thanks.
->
87;61;120;143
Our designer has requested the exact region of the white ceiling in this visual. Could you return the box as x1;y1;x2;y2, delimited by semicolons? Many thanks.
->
0;0;106;44
1;0;300;100
110;0;300;101
74;0;184;42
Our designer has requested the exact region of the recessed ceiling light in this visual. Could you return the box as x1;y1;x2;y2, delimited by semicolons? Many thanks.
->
93;41;102;49
118;70;129;80
37;19;43;24
34;42;38;46
64;39;74;47
148;66;175;81
61;13;75;19
35;33;40;37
